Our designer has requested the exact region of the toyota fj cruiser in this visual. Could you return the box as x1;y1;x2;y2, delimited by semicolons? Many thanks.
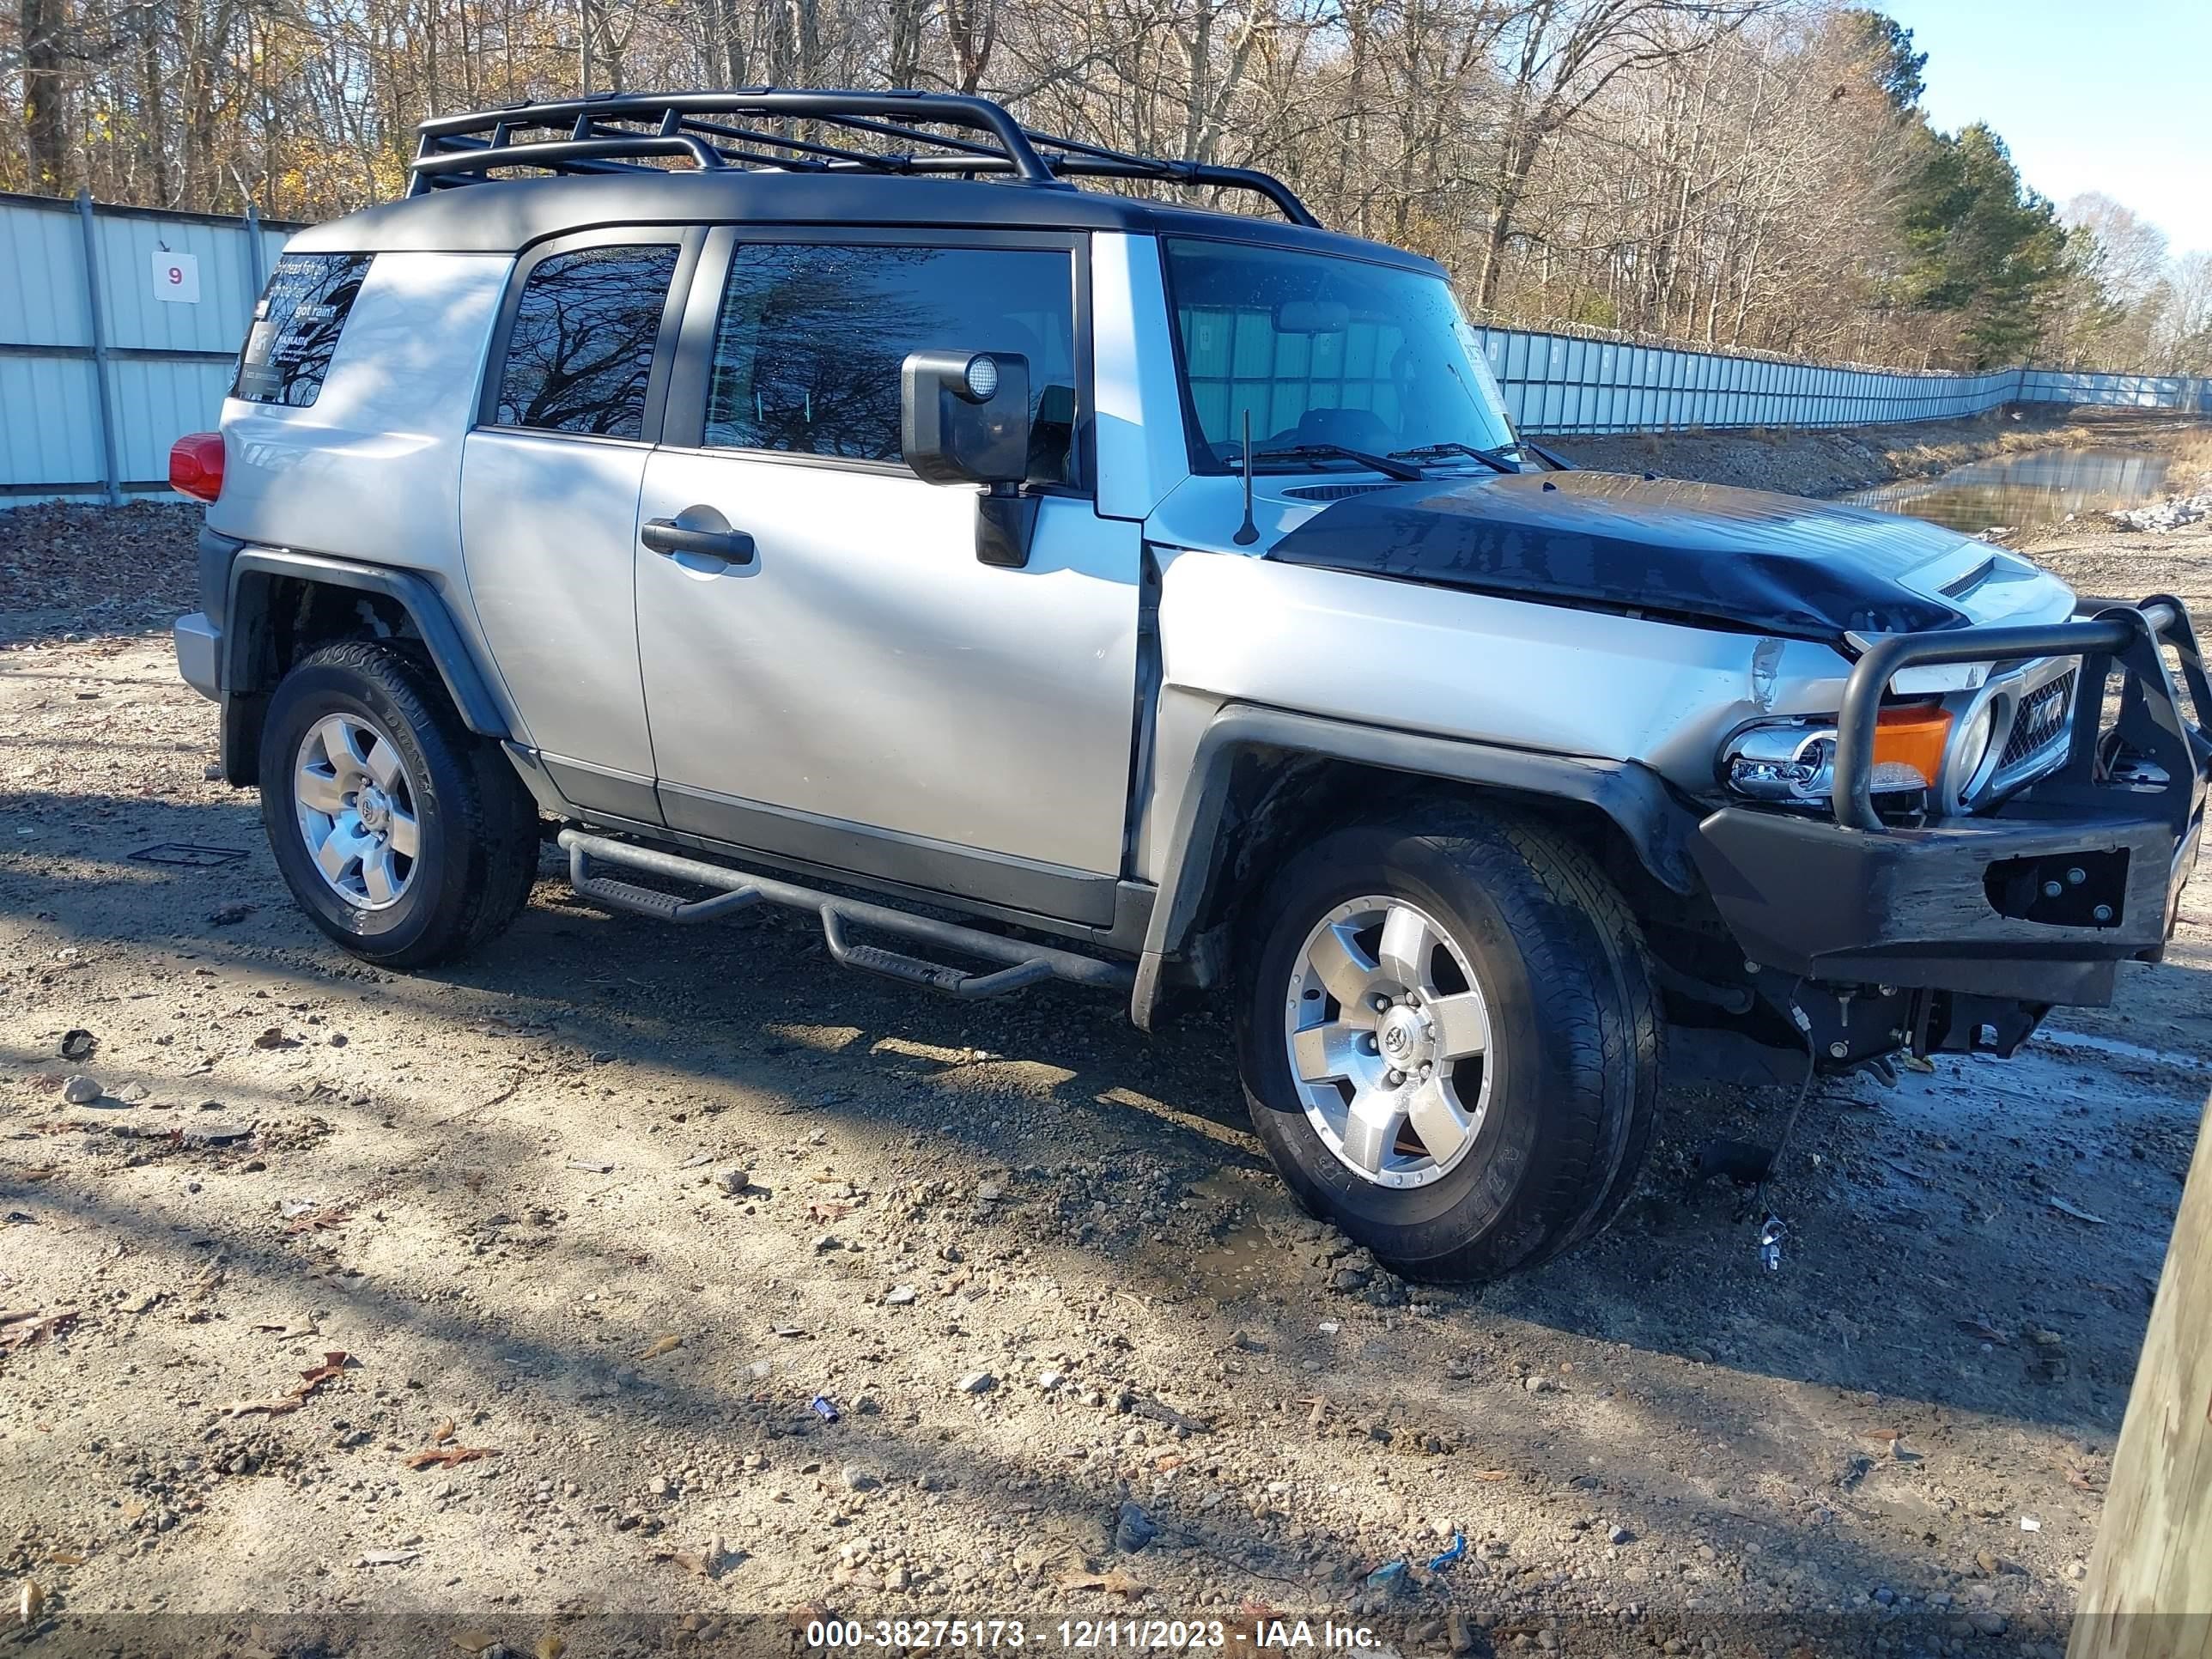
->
171;90;2209;1280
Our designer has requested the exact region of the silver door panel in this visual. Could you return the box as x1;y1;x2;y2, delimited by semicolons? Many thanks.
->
635;453;1141;879
459;428;656;797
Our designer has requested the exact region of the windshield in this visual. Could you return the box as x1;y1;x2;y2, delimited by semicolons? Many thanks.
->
1164;238;1516;473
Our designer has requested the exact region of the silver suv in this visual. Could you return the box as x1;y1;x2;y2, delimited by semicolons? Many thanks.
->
169;90;2209;1280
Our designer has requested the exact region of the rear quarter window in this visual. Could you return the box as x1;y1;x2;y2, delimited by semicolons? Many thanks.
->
234;252;372;407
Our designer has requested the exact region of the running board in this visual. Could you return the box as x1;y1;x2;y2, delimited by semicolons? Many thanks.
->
556;830;1132;999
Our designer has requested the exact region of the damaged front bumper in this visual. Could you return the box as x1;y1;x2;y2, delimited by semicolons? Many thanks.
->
1688;595;2209;1057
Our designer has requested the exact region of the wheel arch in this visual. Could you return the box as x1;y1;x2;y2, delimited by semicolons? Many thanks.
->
220;550;508;786
1131;704;1704;1030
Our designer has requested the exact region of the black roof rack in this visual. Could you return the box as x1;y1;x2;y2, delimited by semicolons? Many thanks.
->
407;88;1320;228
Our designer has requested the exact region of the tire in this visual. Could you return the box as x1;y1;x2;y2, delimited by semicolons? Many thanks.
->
1234;804;1660;1282
259;641;540;968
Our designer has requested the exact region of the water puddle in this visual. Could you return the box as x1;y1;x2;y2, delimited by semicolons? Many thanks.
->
1844;447;2170;535
2032;1026;2212;1076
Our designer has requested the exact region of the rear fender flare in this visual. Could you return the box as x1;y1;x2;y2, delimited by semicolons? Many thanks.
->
220;550;508;784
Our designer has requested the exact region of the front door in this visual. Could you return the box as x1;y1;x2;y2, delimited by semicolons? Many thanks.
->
635;232;1140;925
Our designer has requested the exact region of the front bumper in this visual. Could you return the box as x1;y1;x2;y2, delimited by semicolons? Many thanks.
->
174;611;222;702
1689;594;2209;1011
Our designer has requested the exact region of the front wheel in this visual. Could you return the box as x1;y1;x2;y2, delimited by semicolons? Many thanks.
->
1235;805;1660;1282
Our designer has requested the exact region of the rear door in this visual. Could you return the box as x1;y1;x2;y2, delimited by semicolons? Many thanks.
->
633;229;1141;925
460;229;698;822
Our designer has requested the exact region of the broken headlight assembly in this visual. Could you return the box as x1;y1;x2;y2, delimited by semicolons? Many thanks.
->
1721;700;1996;812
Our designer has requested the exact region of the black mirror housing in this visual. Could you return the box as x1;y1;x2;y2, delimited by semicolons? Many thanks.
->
901;350;1032;487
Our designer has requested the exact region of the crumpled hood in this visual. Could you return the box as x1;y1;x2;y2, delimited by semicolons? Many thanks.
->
1264;469;2020;641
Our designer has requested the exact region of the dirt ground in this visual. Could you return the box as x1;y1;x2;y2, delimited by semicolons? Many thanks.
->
3;429;2210;1659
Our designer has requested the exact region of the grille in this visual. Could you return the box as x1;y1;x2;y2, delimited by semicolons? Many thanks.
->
1285;483;1395;501
1997;670;2076;775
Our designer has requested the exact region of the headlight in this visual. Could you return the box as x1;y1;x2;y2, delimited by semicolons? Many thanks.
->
1948;699;1997;799
1722;704;1953;808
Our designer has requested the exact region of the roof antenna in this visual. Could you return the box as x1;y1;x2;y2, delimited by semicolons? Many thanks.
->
1233;408;1259;546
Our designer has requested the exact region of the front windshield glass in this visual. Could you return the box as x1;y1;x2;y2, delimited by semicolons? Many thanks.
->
1164;237;1516;472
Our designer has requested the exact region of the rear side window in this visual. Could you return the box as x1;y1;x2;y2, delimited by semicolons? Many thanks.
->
704;243;1079;484
234;252;371;407
494;244;679;439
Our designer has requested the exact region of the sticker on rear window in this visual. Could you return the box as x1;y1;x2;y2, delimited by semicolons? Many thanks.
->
235;253;372;407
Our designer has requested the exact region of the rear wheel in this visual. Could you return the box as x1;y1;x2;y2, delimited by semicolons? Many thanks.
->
260;641;539;967
1235;805;1660;1281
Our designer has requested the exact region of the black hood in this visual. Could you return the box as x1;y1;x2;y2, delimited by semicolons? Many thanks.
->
1265;469;1984;641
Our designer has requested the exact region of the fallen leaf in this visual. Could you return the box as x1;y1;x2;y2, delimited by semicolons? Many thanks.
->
283;1208;351;1236
665;1551;714;1578
807;1201;853;1223
1;1309;79;1352
536;1635;568;1659
252;1027;294;1049
452;1630;499;1652
1957;1319;2011;1346
566;1158;615;1174
298;1351;351;1389
356;1550;420;1567
19;1580;45;1626
404;1444;497;1471
44;1553;85;1567
637;1334;683;1359
1060;1569;1149;1599
224;1396;305;1419
1472;1469;1513;1482
432;1418;457;1445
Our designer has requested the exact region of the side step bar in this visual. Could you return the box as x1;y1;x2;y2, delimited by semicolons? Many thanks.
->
557;830;1133;1000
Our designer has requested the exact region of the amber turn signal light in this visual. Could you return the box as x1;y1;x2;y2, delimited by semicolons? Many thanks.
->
1871;702;1953;788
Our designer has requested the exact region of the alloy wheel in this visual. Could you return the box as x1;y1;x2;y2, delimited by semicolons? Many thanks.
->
1282;896;1492;1189
292;712;420;910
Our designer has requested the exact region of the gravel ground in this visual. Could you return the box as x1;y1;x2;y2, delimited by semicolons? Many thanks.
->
2;441;2209;1659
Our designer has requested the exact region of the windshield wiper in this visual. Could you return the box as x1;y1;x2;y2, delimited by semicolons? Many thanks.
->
1248;442;1424;482
1386;441;1518;475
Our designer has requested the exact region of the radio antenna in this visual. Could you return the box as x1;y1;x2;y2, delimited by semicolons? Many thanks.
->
1233;408;1260;546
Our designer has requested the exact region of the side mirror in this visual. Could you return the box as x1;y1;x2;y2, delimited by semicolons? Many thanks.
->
900;349;1038;568
901;350;1031;486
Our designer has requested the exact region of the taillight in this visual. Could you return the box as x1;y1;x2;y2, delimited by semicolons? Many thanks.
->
169;432;225;501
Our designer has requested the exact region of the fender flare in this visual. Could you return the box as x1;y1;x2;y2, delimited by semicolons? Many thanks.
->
1129;703;1701;1031
224;549;509;738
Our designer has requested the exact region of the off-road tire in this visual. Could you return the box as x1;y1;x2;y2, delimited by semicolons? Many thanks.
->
1235;804;1661;1281
260;641;539;968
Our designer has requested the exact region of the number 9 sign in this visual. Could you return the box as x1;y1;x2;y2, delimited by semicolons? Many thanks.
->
151;249;201;305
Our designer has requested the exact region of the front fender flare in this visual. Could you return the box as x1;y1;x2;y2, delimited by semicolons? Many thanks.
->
1130;703;1700;1031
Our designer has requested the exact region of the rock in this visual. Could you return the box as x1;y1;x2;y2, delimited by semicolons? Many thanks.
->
715;1168;750;1195
1523;1375;1556;1395
647;1475;671;1498
955;1371;997;1395
812;1233;843;1253
843;1466;882;1492
884;1285;917;1306
1115;1501;1158;1553
61;1075;103;1104
1969;1613;2008;1637
1609;1526;1634;1546
976;1181;1005;1202
1330;1267;1370;1293
1036;1370;1064;1391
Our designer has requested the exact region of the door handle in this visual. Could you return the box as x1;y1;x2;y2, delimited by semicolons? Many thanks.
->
642;513;756;564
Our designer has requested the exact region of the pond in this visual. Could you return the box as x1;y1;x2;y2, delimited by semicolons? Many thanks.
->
1842;446;2171;535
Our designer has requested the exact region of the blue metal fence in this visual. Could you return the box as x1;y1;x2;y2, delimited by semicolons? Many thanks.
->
1471;326;2212;434
1;191;296;504
2;190;2207;505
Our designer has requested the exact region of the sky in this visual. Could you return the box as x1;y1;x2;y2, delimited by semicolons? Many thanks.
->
1877;0;2212;258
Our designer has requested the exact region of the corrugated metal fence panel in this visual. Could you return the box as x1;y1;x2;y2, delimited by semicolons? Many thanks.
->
1;191;296;503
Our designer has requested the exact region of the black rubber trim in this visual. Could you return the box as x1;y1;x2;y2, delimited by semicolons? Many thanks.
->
198;526;246;632
224;550;508;739
1133;702;1701;1030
